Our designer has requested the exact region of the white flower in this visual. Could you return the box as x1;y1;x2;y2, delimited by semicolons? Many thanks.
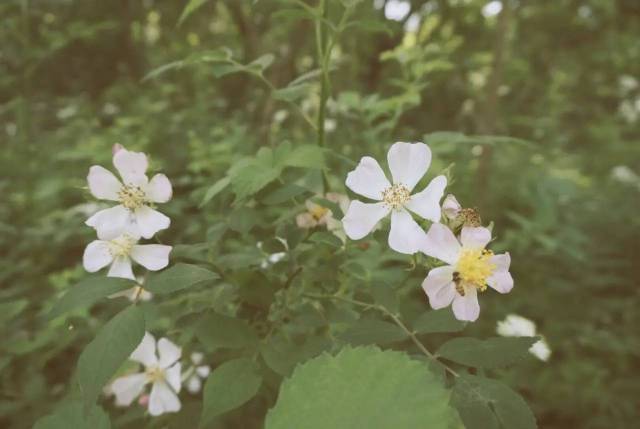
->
86;147;172;239
182;352;211;394
83;232;171;280
497;314;552;362
441;194;462;220
421;223;513;322
296;193;350;231
342;142;447;254
110;332;182;416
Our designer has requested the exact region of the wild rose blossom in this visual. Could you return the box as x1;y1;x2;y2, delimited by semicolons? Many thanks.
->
421;223;513;321
342;142;447;254
497;314;551;361
86;147;172;239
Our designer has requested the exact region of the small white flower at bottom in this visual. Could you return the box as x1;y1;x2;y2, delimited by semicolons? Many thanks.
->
83;232;171;280
421;223;513;322
109;332;182;416
182;352;211;394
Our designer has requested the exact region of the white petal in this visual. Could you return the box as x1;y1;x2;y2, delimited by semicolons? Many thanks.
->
83;241;113;272
133;206;170;239
342;201;389;240
113;149;148;186
345;156;391;200
388;209;428;254
191;352;204;365
196;365;210;378
442;194;461;219
387;142;431;191
187;375;201;394
130;332;158;367
145;174;172;203
85;205;132;240
490;252;511;272
87;166;121;201
421;223;461;265
148;381;181;416
496;314;536;337
487;271;514;294
405;175;447;222
130;244;172;271
530;339;551;362
422;266;456;309
110;373;147;407
165;363;182;393
452;289;480;322
108;256;135;280
157;338;181;369
460;227;491;249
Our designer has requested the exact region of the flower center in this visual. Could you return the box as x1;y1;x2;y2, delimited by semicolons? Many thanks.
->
145;365;166;383
108;235;135;257
118;184;147;210
382;184;411;210
309;205;330;220
455;248;496;292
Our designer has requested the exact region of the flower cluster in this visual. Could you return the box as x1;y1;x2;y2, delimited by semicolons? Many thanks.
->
107;332;210;416
342;142;514;322
82;146;173;284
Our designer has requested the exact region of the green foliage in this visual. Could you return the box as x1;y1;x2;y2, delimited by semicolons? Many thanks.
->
437;337;537;369
144;263;219;294
265;346;457;429
48;276;132;319
33;401;110;429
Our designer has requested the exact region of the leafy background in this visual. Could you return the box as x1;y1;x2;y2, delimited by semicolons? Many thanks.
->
1;0;639;428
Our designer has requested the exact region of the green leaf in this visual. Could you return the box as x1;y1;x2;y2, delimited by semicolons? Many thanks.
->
34;401;110;429
339;318;408;346
228;207;259;234
247;53;275;72
177;0;209;27
370;282;398;314
48;276;133;319
199;176;230;207
437;337;537;369
261;183;309;205
76;306;145;411
228;149;282;200
453;375;537;429
265;346;456;429
260;335;331;377
0;299;28;323
412;309;466;334
145;263;219;294
279;144;325;169
201;358;262;425
308;231;343;248
195;311;258;350
273;83;313;102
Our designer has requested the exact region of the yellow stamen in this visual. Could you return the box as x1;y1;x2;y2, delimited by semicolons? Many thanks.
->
108;235;135;257
456;248;495;291
118;184;147;210
145;366;165;383
382;184;411;210
309;205;330;220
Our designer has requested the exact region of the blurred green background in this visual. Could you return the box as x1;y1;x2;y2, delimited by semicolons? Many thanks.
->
1;0;639;428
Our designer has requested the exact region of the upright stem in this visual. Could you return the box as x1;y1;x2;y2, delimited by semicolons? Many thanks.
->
315;0;330;192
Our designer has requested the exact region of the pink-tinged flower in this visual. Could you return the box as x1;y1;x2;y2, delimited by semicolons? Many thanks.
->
110;332;182;416
342;142;447;254
86;147;172;239
441;194;461;221
83;231;171;280
421;223;513;322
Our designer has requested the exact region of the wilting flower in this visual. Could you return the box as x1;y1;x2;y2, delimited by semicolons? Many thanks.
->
296;193;349;232
86;147;172;239
83;232;171;280
441;194;461;220
110;277;153;302
497;314;551;361
421;223;513;321
182;352;211;394
342;142;447;254
109;332;182;416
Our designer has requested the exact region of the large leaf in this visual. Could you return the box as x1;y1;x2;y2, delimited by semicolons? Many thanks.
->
412;309;466;334
437;337;537;369
195;311;258;350
76;305;145;411
278;144;326;169
145;263;219;294
48;276;133;319
339;318;408;346
199;176;230;207
265;346;457;429
33;401;110;429
200;358;262;425
452;375;537;429
228;148;282;200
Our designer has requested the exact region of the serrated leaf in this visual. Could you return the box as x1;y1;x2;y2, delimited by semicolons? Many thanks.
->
145;263;218;294
437;337;537;369
265;346;456;429
453;375;537;429
200;176;230;207
48;276;133;319
279;144;325;169
229;149;283;200
412;309;466;334
201;358;262;425
308;231;343;248
76;306;145;411
273;83;312;102
33;401;110;429
261;183;309;205
195;311;258;350
339;318;408;346
177;0;209;27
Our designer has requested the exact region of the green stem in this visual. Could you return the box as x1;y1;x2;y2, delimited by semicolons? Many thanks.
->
314;0;331;193
305;293;459;377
